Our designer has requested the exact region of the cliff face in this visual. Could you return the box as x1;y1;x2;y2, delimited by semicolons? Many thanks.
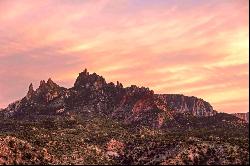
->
0;69;248;165
232;112;249;123
155;94;216;117
4;78;68;117
2;69;217;127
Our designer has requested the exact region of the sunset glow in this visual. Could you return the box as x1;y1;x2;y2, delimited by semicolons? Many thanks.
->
0;0;249;113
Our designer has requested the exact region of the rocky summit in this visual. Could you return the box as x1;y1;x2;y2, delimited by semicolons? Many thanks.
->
232;112;249;123
0;69;249;165
2;69;217;126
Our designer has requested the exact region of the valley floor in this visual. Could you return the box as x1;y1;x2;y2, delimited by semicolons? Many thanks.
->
0;113;249;165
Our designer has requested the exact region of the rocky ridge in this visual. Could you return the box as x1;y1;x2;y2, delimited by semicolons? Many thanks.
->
232;112;249;123
0;68;248;165
2;69;217;127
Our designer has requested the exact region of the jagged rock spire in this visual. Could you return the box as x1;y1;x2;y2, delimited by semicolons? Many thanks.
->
83;68;89;75
26;83;35;99
37;78;59;91
47;78;53;84
74;68;107;88
39;80;46;88
47;78;58;88
116;81;123;88
29;83;34;92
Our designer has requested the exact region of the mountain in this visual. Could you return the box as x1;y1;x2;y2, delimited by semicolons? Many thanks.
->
2;69;216;127
0;69;248;165
232;112;249;123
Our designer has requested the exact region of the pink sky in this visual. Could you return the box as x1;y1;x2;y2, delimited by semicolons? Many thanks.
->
0;0;249;113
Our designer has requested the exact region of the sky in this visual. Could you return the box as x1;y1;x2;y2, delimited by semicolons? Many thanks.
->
0;0;249;113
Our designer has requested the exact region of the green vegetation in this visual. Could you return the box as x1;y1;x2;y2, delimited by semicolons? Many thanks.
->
0;113;249;165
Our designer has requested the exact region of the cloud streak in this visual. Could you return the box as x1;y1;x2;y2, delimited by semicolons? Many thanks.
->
0;0;248;113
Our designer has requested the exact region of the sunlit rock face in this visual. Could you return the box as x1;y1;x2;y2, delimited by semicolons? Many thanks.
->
26;83;35;100
34;78;66;103
1;69;217;127
232;112;249;123
154;94;216;117
3;78;68;117
74;69;106;91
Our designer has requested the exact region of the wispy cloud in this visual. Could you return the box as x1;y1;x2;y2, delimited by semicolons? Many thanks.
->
0;0;248;113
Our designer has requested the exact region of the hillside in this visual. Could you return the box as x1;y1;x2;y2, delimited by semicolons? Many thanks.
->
0;69;248;165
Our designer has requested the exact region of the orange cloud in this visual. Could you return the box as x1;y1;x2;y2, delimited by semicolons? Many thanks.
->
0;0;248;113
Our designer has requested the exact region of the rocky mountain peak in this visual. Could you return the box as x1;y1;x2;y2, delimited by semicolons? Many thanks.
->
2;68;218;126
74;69;106;90
29;83;34;91
116;81;123;88
83;68;89;75
39;80;46;88
46;78;59;89
37;78;59;91
78;68;89;77
26;83;35;100
23;78;66;104
232;112;249;123
0;68;248;165
47;78;53;84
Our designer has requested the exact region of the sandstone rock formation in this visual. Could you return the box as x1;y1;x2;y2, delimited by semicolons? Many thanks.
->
154;94;216;117
2;69;217;127
232;112;249;123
